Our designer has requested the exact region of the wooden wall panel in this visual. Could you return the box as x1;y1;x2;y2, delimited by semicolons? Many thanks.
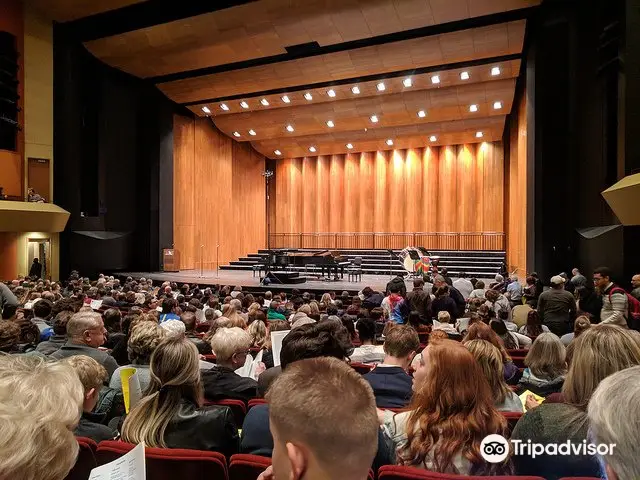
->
274;142;504;237
0;232;18;280
506;88;528;276
173;115;266;269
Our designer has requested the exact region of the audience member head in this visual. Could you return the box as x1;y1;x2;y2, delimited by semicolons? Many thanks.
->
475;280;485;290
122;338;202;447
33;299;53;320
356;317;376;345
592;266;613;291
248;319;268;348
0;355;83;480
279;321;353;370
588;365;640;480
369;307;384;322
267;357;378;480
64;355;108;414
161;297;178;314
563;324;640;409
180;311;197;333
0;320;21;352
102;308;122;333
160;319;186;339
382;324;419;369
429;329;449;342
436;311;451;324
52;311;73;336
67;311;106;348
484;289;499;303
524;332;567;380
127;321;167;365
464;321;512;362
464;339;510;406
405;340;508;473
549;275;566;290
490;319;517;349
524;310;544;337
210;327;252;369
573;316;591;338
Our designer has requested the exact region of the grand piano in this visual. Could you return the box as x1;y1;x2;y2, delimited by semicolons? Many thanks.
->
273;250;350;280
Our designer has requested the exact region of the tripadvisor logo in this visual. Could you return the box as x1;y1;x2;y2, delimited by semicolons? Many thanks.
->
480;435;616;463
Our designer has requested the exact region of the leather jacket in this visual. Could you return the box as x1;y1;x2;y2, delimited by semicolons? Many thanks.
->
163;399;239;457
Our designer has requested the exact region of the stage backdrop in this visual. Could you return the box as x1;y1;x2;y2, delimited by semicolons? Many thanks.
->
173;115;266;270
273;143;504;248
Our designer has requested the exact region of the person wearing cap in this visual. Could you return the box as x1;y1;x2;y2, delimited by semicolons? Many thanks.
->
536;275;577;336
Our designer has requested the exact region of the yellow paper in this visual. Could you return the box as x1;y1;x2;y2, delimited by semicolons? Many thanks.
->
519;389;545;408
120;367;136;413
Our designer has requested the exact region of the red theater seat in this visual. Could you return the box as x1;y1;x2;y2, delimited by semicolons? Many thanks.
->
378;466;545;480
65;437;98;480
96;441;228;480
558;478;602;480
351;362;374;374
204;398;247;426
248;398;268;410
501;411;523;434
229;454;271;480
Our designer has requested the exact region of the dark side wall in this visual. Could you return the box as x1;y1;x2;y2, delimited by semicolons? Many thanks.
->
527;0;640;284
53;30;176;278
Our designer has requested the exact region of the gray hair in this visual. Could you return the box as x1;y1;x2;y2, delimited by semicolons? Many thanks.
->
210;327;251;363
160;320;185;338
588;365;640;480
66;311;102;338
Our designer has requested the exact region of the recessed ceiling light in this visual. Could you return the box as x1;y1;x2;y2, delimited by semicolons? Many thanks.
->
327;89;336;97
403;77;412;87
274;150;282;155
431;75;440;84
352;86;360;94
491;66;501;76
346;143;354;149
220;103;229;111
304;92;313;101
469;104;478;112
326;120;335;128
309;146;317;153
417;110;427;118
476;131;484;138
370;115;379;123
249;129;256;136
429;135;437;142
286;125;294;132
493;101;503;110
233;131;241;137
260;98;269;106
240;101;249;109
377;82;386;91
460;71;470;80
281;95;291;103
201;106;211;114
386;139;394;146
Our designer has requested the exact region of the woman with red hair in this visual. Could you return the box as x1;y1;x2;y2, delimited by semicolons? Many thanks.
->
464;322;522;385
382;339;511;474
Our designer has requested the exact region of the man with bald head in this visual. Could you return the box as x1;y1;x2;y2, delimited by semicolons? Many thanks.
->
49;311;118;378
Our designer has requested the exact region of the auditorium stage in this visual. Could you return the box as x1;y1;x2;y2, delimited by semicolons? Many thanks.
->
118;269;412;295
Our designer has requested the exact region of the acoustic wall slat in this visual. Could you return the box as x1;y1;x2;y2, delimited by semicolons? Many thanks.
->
274;143;504;237
173;115;265;270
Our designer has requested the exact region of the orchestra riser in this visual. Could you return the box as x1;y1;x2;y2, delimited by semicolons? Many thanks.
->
220;249;506;278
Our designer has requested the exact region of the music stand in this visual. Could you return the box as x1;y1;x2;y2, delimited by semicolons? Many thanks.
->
407;249;421;278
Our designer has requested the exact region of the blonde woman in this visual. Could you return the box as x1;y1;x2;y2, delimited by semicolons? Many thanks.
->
0;355;84;480
221;303;247;329
510;324;640;479
121;337;239;455
560;315;591;346
248;319;268;349
464;339;523;412
517;332;567;396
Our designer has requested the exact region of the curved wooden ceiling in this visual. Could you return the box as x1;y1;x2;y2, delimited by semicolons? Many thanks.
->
38;0;540;159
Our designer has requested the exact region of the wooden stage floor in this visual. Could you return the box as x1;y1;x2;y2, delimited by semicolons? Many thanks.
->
119;269;411;294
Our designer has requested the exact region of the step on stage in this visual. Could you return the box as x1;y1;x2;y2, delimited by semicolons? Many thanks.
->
118;269;411;295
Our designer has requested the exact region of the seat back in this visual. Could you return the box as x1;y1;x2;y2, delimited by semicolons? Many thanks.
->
350;362;374;374
96;441;228;480
65;437;98;480
378;466;546;480
206;399;247;426
501;411;523;434
248;398;268;410
229;454;271;480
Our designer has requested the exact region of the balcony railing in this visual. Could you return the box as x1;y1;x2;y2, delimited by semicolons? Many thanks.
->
269;232;505;251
